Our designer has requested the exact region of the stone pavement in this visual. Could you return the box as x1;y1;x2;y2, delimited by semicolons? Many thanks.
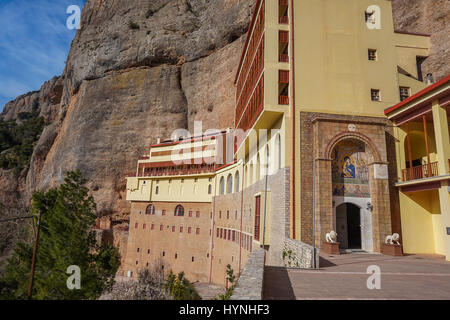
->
193;283;225;300
264;253;450;300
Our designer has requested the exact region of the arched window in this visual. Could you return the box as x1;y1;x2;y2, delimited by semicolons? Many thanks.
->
208;184;212;194
174;205;184;217
226;174;233;194
146;204;155;215
235;171;240;193
219;177;225;195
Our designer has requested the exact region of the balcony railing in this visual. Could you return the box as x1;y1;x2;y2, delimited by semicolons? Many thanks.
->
279;95;289;105
402;162;439;181
279;16;289;24
279;54;289;62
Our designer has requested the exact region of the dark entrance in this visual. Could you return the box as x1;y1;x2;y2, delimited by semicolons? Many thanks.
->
346;203;361;249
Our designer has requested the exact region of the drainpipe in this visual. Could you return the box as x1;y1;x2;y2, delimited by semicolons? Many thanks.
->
262;147;269;247
312;159;317;269
290;0;296;239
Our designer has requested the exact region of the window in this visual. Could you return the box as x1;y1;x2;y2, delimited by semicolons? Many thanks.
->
180;226;183;233
147;249;150;254
196;211;200;218
135;223;138;229
368;49;377;61
227;211;230;220
192;257;195;262
226;174;233;194
162;251;165;257
174;205;185;216
219;177;225;195
235;172;240;193
136;260;138;265
172;226;175;232
137;248;140;252
400;87;410;101
146;204;155;215
371;89;381;101
208;184;212;194
232;230;236;242
254;195;261;241
196;228;200;235
143;224;146;229
220;229;223;239
155;186;159;195
228;230;231;240
188;227;192;234
216;228;220;238
160;224;163;231
175;253;178;259
189;210;193;217
219;211;222;219
162;209;166;216
365;10;375;24
151;224;155;230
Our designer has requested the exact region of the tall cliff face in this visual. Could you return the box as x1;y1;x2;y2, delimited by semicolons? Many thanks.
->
7;0;254;216
0;0;448;216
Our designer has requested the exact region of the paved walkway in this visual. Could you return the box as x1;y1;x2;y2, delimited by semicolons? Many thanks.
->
194;283;225;300
264;253;450;300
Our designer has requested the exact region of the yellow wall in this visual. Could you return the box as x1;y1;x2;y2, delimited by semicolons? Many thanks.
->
395;32;431;79
399;190;443;255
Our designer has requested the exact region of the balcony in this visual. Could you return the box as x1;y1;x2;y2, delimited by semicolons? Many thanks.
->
279;16;288;24
402;162;439;181
279;54;289;63
279;95;289;105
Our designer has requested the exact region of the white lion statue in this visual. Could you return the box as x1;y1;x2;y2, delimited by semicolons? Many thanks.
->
385;233;401;245
326;230;338;243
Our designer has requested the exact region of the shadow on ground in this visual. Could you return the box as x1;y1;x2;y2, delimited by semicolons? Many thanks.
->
263;266;296;300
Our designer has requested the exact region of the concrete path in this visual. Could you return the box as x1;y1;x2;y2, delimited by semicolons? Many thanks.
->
264;253;450;300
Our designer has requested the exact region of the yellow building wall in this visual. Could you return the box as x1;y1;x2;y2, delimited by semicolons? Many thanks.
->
398;73;427;97
395;32;431;79
399;190;442;255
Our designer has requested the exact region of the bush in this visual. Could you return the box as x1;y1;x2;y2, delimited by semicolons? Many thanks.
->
0;111;46;175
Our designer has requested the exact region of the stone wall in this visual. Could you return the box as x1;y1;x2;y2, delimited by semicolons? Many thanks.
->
231;248;265;300
282;238;319;269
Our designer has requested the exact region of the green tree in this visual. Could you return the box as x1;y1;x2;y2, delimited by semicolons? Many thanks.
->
0;170;120;300
217;264;236;300
165;271;201;300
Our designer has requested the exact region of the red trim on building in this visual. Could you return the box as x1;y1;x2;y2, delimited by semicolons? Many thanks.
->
400;181;442;193
234;0;263;84
384;75;450;115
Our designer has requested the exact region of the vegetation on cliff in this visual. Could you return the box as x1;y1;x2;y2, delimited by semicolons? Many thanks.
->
0;110;46;175
0;171;120;300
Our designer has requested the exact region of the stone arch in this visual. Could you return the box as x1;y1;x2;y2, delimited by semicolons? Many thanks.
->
325;132;382;163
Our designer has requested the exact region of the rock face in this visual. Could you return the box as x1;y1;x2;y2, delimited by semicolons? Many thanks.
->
392;0;450;81
0;0;448;217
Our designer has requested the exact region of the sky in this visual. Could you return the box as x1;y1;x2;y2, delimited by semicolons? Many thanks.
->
0;0;86;111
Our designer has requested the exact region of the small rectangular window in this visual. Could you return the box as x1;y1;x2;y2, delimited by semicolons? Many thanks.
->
135;223;138;229
196;228;200;235
188;227;192;234
196;211;200;218
151;224;155;230
368;49;377;61
189;211;193;217
172;226;175;232
162;210;166;216
143;224;146;229
160;224;163;231
400;87;410;101
180;226;183;233
371;89;381;102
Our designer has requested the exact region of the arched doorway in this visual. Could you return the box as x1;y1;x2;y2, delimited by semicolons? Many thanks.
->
336;203;361;249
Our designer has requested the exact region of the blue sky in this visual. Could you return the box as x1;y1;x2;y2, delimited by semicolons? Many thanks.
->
0;0;86;111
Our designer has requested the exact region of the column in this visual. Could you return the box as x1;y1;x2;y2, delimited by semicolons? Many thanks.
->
431;100;450;175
